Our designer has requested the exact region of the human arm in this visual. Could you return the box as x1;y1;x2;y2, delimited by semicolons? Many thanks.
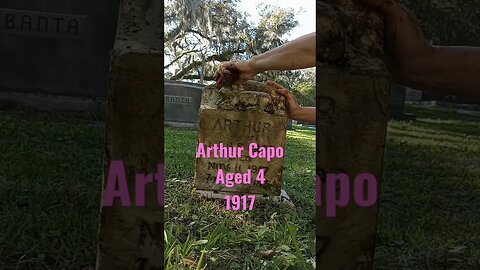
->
266;81;316;124
360;0;480;103
214;32;316;83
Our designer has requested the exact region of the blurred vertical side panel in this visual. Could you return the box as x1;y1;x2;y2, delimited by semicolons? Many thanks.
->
96;0;164;269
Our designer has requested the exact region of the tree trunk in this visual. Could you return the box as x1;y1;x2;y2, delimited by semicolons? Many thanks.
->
95;0;164;269
316;1;390;269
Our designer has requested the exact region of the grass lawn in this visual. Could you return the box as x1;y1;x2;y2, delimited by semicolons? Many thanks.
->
164;126;316;269
0;104;478;269
0;112;103;270
374;104;480;269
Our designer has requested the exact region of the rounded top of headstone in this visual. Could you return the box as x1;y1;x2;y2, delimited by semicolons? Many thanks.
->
200;80;287;117
317;0;388;77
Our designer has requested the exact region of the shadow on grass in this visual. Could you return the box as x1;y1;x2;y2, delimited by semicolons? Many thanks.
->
374;106;480;269
0;110;103;270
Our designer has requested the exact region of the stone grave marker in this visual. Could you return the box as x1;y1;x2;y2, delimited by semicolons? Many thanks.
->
317;1;390;269
194;81;290;202
389;84;415;120
96;0;164;269
164;80;204;123
0;1;119;98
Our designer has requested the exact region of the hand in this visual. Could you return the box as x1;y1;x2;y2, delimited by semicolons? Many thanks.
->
266;81;301;119
213;60;258;85
359;0;434;83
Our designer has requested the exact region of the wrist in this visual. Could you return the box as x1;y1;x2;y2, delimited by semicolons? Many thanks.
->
290;106;304;119
247;55;266;74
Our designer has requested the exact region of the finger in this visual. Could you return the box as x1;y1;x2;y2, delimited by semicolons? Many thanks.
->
225;61;238;71
266;81;289;96
266;80;284;89
276;87;288;96
219;64;231;75
221;63;232;72
268;83;289;97
214;65;230;82
283;91;294;102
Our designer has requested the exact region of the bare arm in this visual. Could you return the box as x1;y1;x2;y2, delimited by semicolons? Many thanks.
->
360;0;480;103
214;32;316;83
289;107;316;124
405;46;480;102
248;32;316;73
267;81;316;124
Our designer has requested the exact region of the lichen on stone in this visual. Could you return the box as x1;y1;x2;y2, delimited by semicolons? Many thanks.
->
200;80;287;116
318;0;388;76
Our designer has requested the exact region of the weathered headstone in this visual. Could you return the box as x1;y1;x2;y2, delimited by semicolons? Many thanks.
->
287;119;294;130
194;81;288;198
389;84;406;119
317;1;389;269
0;1;119;97
389;84;415;120
96;0;164;269
164;80;204;123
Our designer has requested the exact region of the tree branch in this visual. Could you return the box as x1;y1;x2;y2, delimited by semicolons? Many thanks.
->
170;49;246;80
164;49;200;69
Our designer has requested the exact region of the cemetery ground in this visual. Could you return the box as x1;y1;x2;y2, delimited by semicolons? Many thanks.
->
164;125;316;269
0;104;478;269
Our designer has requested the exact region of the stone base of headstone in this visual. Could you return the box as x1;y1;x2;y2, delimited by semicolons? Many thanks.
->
196;189;295;207
165;121;198;129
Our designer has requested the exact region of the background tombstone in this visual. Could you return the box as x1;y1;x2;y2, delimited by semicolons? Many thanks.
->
287;119;294;130
96;0;164;269
389;84;415;120
389;84;406;119
317;1;390;269
164;80;204;123
0;1;119;99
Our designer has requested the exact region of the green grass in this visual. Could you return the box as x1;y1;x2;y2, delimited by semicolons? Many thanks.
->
0;111;103;270
0;104;479;269
164;126;316;269
374;104;480;270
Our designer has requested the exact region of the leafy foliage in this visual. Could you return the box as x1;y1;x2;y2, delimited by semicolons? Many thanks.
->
402;0;480;46
164;0;315;105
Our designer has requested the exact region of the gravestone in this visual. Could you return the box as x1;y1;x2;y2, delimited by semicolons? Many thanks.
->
194;81;289;199
96;0;164;269
164;80;204;123
317;1;389;269
287;119;294;130
389;84;406;119
389;84;415;120
0;1;119;97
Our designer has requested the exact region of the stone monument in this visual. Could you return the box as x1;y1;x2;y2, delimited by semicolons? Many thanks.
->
317;1;390;269
195;81;291;203
0;1;119;98
96;0;164;269
164;80;204;124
